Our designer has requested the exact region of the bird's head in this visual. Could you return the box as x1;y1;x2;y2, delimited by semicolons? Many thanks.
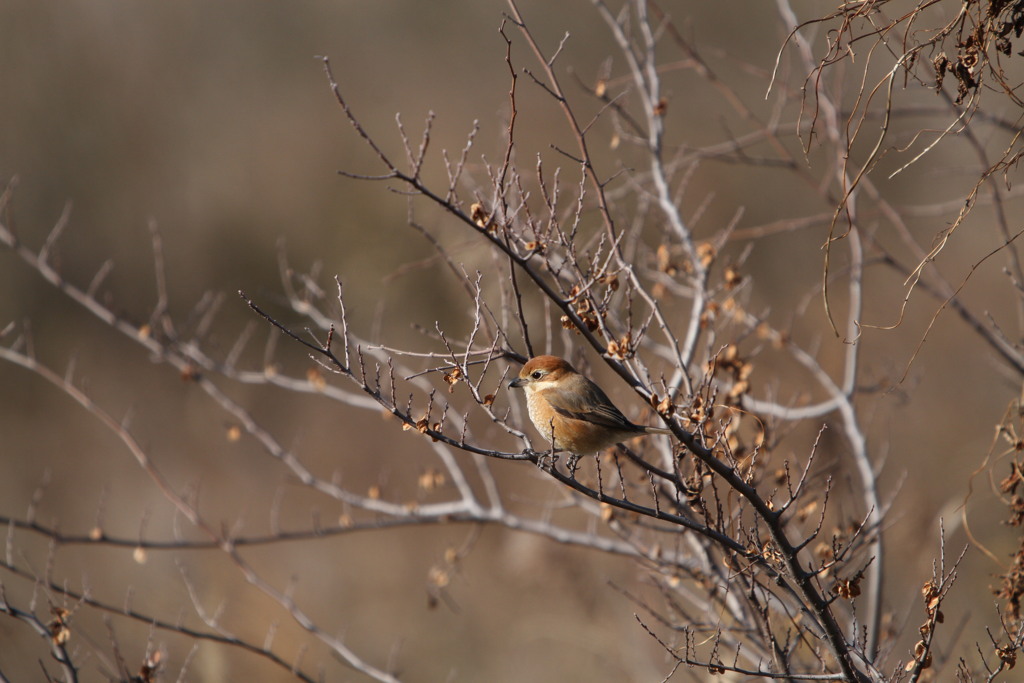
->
508;355;575;390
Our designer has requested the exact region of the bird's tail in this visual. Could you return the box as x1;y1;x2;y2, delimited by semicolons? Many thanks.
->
643;426;673;436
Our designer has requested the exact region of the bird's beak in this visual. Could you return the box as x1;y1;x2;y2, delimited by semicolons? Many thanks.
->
508;377;527;389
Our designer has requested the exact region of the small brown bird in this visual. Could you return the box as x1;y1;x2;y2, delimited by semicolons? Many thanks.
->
509;355;672;454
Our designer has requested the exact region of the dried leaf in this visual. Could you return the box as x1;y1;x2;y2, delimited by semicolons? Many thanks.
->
470;202;491;229
418;469;445;491
306;367;326;391
443;366;463;393
49;608;71;645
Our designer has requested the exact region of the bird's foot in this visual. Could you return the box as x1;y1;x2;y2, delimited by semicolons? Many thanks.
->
534;450;559;471
565;452;582;477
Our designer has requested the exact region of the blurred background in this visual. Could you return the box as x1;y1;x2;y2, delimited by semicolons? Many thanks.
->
2;0;1023;680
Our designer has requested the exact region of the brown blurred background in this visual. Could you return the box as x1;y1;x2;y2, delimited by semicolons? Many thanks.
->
2;1;1022;680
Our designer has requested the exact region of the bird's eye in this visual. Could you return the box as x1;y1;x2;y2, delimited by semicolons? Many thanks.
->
531;371;543;379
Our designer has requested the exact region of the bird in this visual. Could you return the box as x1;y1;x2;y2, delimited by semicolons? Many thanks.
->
508;355;672;455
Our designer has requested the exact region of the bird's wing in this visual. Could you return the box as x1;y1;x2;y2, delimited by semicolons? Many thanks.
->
540;381;644;433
